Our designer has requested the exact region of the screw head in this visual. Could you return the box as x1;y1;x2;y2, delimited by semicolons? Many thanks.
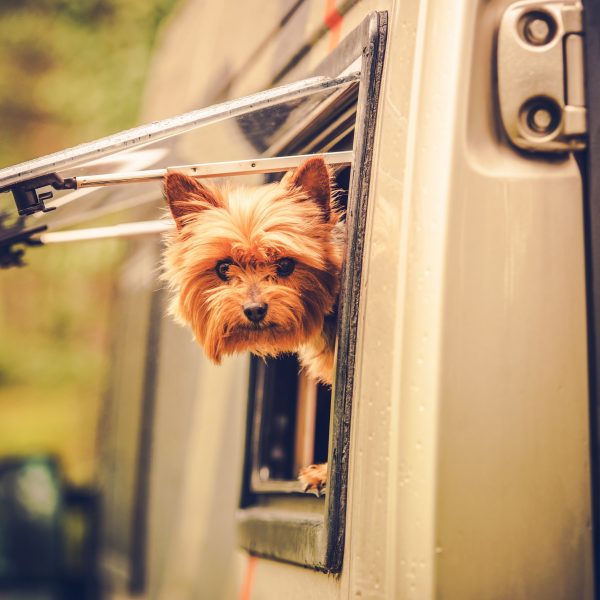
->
521;98;561;137
530;107;553;132
522;13;555;46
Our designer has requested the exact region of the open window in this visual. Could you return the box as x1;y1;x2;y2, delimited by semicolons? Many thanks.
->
239;14;387;572
0;11;387;575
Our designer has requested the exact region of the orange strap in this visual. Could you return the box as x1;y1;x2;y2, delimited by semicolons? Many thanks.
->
239;555;257;600
324;0;344;50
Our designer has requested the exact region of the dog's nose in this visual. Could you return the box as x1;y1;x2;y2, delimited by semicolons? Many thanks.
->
243;302;268;323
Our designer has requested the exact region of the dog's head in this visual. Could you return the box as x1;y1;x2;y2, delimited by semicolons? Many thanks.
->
162;157;344;362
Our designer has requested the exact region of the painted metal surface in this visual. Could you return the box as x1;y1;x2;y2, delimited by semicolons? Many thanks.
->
353;0;593;597
97;0;595;598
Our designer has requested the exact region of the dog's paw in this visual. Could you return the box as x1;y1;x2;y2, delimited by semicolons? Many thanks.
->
298;462;328;497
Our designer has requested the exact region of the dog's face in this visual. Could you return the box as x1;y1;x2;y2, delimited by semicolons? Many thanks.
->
162;157;344;362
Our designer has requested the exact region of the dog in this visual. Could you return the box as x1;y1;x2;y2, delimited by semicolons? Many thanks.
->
161;156;344;494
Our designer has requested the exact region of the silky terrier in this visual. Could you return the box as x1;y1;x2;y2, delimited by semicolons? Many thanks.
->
161;156;344;492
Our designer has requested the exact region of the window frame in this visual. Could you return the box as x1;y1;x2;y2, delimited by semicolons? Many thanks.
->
237;11;388;572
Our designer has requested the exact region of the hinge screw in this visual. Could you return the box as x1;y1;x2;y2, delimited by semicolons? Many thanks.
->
522;13;555;46
530;107;553;132
520;96;561;138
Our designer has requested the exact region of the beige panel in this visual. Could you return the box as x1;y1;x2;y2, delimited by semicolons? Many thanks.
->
250;554;340;599
146;318;203;596
99;241;158;588
350;0;594;598
437;0;593;596
141;1;297;118
151;353;249;600
344;0;435;596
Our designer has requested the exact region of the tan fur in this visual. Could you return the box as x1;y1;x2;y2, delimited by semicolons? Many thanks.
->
161;157;344;385
298;463;328;496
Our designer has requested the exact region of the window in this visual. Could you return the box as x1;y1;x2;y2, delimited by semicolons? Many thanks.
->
238;13;387;571
0;10;387;575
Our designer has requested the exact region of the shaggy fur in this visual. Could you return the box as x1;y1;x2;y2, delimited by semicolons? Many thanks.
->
162;156;344;381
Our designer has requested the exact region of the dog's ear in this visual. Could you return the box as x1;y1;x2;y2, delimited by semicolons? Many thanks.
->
287;157;331;220
164;172;220;230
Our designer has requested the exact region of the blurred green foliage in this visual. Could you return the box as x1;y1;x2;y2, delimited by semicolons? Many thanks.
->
0;0;179;483
0;0;179;167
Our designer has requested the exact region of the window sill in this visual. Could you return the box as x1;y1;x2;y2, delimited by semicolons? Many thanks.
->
237;507;328;570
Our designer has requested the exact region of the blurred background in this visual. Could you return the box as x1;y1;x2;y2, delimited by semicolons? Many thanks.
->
0;0;179;486
0;1;180;597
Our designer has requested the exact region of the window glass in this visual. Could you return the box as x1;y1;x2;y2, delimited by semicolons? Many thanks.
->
0;77;357;230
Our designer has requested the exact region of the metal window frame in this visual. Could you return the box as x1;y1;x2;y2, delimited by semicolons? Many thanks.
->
0;8;388;577
33;151;353;244
237;11;387;572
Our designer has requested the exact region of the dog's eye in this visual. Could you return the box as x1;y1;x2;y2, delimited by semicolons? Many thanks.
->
215;259;233;281
276;257;295;277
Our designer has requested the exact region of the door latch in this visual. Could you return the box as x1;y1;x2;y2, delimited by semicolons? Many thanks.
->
497;0;586;153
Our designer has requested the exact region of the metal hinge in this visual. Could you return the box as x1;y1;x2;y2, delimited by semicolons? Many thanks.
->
498;0;586;153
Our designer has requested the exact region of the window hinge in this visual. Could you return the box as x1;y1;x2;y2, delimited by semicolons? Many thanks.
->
497;0;586;153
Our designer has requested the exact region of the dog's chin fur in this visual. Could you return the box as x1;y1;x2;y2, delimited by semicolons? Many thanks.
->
161;156;345;385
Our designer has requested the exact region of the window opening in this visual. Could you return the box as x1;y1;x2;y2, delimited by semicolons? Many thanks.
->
248;153;351;494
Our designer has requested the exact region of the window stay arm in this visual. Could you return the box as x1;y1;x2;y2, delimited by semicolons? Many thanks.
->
69;150;354;189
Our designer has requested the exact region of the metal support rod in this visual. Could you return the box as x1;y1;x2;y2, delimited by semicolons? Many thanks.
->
40;220;173;244
71;151;354;189
39;150;354;243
